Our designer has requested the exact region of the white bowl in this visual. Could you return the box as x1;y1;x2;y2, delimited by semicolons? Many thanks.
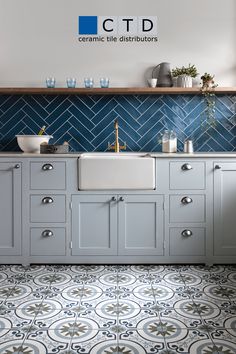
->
16;135;53;153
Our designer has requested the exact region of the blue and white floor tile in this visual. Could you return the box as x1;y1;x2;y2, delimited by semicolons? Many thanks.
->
0;264;235;353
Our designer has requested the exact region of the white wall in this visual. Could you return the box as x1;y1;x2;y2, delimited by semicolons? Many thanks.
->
0;0;235;87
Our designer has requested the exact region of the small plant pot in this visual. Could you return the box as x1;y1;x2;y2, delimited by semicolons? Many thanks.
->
202;79;214;90
177;75;193;88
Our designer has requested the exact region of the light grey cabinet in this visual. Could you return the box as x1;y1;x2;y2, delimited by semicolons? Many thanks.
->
71;195;117;255
30;227;66;256
118;195;164;255
169;161;205;190
169;194;205;223
0;162;21;255
71;194;164;256
1;155;236;264
214;162;236;256
30;161;66;190
30;195;66;223
169;227;206;256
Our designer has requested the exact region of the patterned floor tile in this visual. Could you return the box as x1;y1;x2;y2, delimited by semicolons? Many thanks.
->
118;330;167;352
209;332;236;354
0;339;49;354
0;264;236;353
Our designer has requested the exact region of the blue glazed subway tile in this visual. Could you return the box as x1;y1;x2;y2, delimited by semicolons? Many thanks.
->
91;111;118;136
92;96;115;114
138;111;164;136
0;94;235;152
138;95;162;114
114;96;140;119
215;96;235;117
91;122;114;147
73;95;97;108
0;110;26;135
138;98;164;124
69;105;95;130
0;95;23;111
0;98;26;125
69;96;95;120
46;100;72;124
46;96;69;113
69;126;95;151
92;99;118;125
23;96;48;119
138;121;164;146
113;106;140;131
48;110;71;134
121;95;143;109
115;116;141;141
49;121;72;143
69;116;95;141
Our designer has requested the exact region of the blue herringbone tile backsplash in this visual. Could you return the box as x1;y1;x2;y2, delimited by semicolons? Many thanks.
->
0;94;236;152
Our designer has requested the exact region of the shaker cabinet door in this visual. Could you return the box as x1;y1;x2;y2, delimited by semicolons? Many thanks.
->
214;163;236;256
71;195;117;255
0;162;21;255
118;195;164;256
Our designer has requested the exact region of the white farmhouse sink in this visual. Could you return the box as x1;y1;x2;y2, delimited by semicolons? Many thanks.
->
78;153;155;190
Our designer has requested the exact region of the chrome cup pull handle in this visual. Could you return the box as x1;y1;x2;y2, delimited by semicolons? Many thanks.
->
119;197;124;202
181;229;193;237
111;196;117;202
42;164;54;171
42;230;54;237
181;163;192;171
42;197;54;204
181;196;193;204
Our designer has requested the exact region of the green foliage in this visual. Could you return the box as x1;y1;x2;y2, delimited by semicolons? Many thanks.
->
171;64;198;78
201;72;214;82
200;73;218;128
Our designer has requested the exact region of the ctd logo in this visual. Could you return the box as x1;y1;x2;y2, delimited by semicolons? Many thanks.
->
78;16;158;36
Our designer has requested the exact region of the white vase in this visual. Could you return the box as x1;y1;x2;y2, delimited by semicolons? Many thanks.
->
177;75;193;87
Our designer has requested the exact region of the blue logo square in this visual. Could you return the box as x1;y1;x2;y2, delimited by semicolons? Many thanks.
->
79;16;98;35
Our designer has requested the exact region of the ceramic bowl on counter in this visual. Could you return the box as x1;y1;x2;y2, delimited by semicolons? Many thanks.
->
16;135;53;153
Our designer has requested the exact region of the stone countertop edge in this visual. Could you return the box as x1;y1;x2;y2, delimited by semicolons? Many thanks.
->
1;151;236;158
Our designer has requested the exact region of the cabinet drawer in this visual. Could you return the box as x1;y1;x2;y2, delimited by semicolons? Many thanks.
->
30;195;66;223
30;227;66;256
30;162;66;190
169;195;205;223
169;161;205;190
169;227;205;256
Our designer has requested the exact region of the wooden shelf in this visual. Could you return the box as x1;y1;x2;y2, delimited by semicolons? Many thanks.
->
0;87;235;95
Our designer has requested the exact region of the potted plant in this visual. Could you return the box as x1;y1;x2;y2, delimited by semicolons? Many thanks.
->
171;64;198;87
201;72;217;90
200;73;218;127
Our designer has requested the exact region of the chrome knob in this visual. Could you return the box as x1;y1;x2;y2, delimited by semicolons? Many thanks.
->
42;197;54;204
42;230;54;237
42;164;54;171
181;196;193;204
111;196;117;202
182;163;192;171
14;164;20;169
181;229;193;237
215;165;221;170
119;197;124;202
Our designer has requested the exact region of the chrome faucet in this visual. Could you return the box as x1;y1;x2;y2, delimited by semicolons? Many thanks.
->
108;119;126;153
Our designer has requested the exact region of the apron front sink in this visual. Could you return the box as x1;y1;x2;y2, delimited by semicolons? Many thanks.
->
78;153;155;190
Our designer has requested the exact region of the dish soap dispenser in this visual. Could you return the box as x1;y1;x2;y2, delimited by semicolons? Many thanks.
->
162;130;177;153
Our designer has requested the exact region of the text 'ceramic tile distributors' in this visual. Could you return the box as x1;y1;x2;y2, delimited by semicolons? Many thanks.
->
78;16;158;43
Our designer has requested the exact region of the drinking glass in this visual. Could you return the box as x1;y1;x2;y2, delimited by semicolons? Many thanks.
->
46;77;56;88
84;78;94;88
100;78;109;88
66;78;76;88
